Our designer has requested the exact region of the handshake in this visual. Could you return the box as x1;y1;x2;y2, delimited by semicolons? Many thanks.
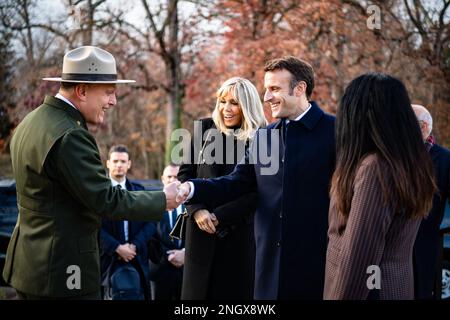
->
163;181;192;210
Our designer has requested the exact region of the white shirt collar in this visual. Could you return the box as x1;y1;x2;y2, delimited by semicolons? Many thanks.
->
286;103;312;124
55;93;78;110
110;178;126;189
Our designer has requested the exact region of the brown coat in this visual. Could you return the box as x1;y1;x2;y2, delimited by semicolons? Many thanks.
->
324;154;421;300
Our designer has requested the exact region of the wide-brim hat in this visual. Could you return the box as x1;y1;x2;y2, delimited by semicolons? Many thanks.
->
43;46;135;84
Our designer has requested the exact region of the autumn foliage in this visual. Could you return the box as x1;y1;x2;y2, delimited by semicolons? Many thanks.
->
1;0;449;179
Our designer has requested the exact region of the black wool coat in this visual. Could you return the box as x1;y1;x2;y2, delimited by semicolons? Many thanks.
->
178;118;257;300
413;143;450;299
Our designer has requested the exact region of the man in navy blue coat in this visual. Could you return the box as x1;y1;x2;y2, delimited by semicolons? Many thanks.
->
412;105;450;299
100;145;156;300
178;57;335;299
149;164;185;300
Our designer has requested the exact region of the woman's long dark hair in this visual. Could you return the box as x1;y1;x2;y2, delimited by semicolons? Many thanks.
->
331;73;435;218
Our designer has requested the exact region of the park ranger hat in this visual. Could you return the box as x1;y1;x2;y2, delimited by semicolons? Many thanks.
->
43;46;135;84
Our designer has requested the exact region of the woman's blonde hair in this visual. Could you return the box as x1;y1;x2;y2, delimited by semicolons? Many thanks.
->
212;77;267;141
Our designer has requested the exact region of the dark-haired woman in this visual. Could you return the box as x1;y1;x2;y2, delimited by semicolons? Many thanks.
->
323;73;436;300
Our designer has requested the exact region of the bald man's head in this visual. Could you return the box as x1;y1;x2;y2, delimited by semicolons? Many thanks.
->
412;104;433;140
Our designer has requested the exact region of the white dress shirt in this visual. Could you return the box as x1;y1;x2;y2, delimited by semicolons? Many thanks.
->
285;103;312;124
168;205;183;229
55;93;78;110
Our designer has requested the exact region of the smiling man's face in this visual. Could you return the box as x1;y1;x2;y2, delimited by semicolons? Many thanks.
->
78;83;117;125
263;69;302;120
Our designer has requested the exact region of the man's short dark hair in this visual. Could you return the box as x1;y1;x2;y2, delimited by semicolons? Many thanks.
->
108;144;130;159
264;56;315;99
60;82;78;91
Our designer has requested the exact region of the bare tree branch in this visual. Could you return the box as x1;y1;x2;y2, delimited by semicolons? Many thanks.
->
141;0;168;57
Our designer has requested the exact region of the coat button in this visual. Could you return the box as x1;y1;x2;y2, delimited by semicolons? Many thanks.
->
279;212;282;218
277;241;281;247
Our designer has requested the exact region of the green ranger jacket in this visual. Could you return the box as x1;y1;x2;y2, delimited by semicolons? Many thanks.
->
3;96;165;297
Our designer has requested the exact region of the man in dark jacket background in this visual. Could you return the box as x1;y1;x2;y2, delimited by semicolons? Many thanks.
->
412;104;450;299
101;145;156;300
149;164;185;300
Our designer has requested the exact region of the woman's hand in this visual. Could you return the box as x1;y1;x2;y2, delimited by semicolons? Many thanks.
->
194;209;219;234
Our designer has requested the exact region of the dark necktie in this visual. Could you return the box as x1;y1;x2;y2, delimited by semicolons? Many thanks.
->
282;119;288;143
117;184;128;242
171;208;182;248
171;209;177;229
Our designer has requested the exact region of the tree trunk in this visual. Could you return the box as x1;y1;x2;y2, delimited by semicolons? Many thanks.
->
84;0;94;45
165;0;182;165
22;0;35;65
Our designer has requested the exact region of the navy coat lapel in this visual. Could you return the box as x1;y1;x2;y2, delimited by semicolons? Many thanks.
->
298;101;324;130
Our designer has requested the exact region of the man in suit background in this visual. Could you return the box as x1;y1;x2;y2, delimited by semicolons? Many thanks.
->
412;104;450;299
3;46;179;300
149;164;185;300
178;56;336;299
100;144;156;300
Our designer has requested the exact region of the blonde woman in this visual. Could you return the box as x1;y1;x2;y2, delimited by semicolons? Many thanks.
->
178;77;267;299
